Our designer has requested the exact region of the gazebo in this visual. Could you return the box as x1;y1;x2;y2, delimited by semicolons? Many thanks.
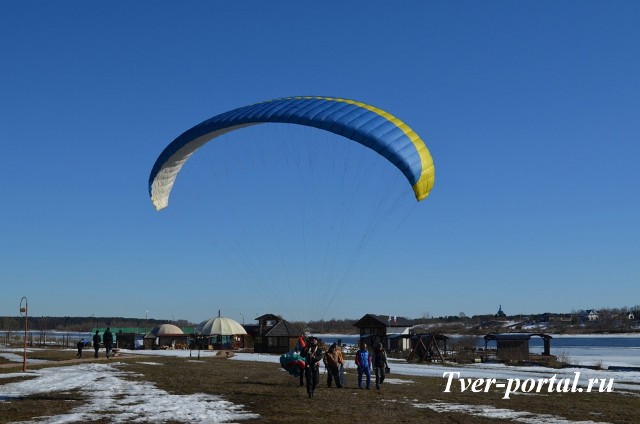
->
197;316;247;350
143;324;188;349
484;333;552;362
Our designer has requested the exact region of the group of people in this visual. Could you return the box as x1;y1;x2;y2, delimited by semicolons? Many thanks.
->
75;328;114;359
355;342;389;390
296;336;389;398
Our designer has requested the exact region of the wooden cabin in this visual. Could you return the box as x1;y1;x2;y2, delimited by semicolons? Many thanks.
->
244;314;302;354
353;314;413;351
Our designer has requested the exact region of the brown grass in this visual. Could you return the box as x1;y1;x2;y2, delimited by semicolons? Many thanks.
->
1;349;639;423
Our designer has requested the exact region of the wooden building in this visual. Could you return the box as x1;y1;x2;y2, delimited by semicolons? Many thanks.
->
484;333;552;361
115;331;144;350
353;314;413;351
244;314;302;354
143;324;189;350
406;333;449;361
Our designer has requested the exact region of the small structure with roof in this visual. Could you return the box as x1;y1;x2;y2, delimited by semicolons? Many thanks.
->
196;315;247;350
245;314;302;354
483;333;552;362
406;333;449;362
353;314;413;350
585;309;599;322
143;324;188;349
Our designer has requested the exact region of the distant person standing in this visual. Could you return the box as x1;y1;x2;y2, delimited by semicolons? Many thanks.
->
76;339;85;358
372;342;389;390
103;327;114;358
92;330;101;358
355;342;372;389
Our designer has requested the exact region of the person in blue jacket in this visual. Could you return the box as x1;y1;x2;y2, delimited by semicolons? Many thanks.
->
355;342;372;389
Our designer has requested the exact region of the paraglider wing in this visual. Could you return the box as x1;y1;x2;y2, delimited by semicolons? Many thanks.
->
279;351;306;377
149;96;435;210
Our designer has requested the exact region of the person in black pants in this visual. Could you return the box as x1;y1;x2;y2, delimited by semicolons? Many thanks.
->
76;339;85;358
301;337;323;398
103;327;114;358
372;342;389;390
92;330;101;358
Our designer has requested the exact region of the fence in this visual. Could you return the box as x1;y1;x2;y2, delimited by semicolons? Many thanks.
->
1;331;92;348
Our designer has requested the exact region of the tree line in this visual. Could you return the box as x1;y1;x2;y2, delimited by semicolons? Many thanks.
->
0;316;191;332
1;306;637;334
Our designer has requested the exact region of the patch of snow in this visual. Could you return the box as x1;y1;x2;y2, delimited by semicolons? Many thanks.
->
0;362;258;423
414;401;610;424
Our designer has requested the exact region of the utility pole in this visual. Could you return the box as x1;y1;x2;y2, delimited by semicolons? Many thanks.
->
19;297;28;372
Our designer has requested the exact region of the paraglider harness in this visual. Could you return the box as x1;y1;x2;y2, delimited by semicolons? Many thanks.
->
302;337;322;369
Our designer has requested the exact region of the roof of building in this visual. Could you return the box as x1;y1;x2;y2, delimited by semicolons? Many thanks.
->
265;319;301;337
484;332;551;341
144;323;185;339
353;314;413;328
255;313;282;321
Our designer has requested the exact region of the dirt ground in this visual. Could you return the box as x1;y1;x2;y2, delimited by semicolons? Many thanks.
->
1;349;639;423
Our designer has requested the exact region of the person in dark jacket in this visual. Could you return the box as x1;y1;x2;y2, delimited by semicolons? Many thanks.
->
372;342;389;390
103;327;114;358
301;337;323;398
92;330;101;358
76;339;85;358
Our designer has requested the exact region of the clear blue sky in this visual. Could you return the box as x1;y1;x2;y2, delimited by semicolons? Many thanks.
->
2;1;639;325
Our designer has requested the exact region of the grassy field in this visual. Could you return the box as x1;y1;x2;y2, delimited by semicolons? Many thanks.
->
1;349;639;423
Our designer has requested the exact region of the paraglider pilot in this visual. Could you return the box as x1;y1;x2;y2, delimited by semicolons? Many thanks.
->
301;336;323;398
